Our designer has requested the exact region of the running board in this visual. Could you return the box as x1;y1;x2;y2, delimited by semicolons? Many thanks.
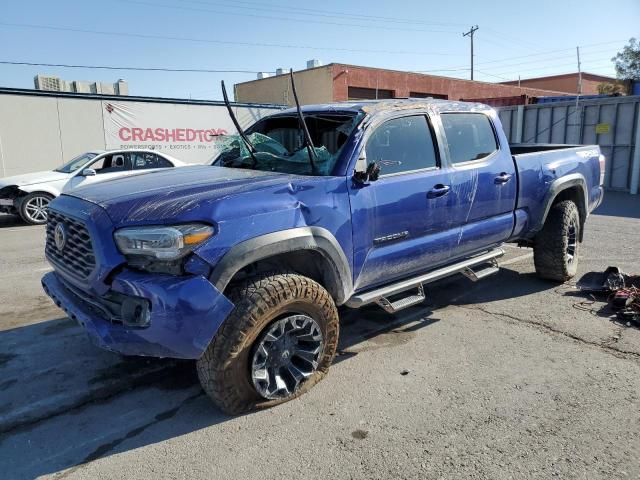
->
461;260;500;282
346;248;505;310
376;284;426;314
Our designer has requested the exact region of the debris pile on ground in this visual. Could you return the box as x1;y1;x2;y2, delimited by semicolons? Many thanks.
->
576;267;640;326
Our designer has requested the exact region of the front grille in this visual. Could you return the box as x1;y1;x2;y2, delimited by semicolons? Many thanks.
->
46;210;96;279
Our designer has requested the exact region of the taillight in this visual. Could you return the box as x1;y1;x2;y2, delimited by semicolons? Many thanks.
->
599;154;606;186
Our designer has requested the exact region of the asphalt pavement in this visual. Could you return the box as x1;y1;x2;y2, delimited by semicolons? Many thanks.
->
0;192;639;479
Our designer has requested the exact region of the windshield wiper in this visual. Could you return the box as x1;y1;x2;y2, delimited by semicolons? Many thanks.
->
220;80;258;168
289;69;318;174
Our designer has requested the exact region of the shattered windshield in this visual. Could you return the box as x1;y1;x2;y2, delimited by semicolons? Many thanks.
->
210;113;361;175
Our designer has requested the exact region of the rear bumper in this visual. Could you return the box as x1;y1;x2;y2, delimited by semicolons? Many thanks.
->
42;270;234;359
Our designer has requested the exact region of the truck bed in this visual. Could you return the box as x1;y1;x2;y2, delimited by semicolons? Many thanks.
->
510;143;602;239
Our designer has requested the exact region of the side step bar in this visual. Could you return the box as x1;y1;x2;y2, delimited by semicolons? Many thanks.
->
377;284;426;314
461;260;500;282
345;248;505;310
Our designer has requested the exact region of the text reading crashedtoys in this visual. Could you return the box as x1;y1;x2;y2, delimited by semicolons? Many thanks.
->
118;127;228;142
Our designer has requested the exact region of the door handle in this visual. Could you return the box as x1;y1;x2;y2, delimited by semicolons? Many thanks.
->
494;172;512;184
427;184;451;198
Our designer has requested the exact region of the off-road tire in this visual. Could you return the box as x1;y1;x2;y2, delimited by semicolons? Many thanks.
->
197;272;339;415
533;200;580;282
19;192;53;225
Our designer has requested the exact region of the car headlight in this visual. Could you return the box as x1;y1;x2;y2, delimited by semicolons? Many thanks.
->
114;223;214;260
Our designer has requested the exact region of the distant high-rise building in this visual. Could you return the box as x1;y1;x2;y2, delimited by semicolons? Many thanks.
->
34;75;69;92
34;75;128;95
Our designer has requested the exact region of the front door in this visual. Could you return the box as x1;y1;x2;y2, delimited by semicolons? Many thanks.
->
65;153;134;192
349;114;457;291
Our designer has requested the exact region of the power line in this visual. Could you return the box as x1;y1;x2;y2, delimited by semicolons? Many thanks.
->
482;28;540;50
0;60;269;74
474;70;513;81
182;0;469;27
414;50;615;74
426;39;627;72
492;58;615;76
122;0;461;34
456;48;618;73
0;20;624;81
0;22;464;57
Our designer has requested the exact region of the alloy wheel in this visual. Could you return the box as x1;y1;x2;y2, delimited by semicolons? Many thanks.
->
566;217;578;265
251;314;324;400
24;195;50;223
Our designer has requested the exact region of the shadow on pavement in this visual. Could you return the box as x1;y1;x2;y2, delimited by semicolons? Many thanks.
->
593;191;640;219
1;298;440;479
5;266;554;478
0;213;27;228
428;267;556;307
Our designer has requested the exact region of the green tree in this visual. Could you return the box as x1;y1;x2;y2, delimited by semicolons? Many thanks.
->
597;82;625;95
612;38;640;80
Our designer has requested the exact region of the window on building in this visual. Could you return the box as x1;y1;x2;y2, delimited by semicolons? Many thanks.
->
348;86;394;100
409;91;448;100
365;115;438;175
440;113;498;164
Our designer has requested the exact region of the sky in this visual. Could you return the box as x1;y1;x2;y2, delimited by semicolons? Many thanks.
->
0;0;638;100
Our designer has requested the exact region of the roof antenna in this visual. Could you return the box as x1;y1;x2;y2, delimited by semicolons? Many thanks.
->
220;80;257;167
289;69;317;174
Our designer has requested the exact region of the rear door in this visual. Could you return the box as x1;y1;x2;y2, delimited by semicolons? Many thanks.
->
130;152;176;171
349;113;457;291
438;112;517;256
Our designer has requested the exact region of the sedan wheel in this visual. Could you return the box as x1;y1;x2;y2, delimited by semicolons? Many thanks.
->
20;193;53;225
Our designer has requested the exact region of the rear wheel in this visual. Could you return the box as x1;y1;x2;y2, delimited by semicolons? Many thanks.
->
533;200;580;282
20;192;53;225
197;272;339;415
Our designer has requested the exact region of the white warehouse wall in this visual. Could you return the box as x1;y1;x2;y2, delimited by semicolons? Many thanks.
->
0;91;282;177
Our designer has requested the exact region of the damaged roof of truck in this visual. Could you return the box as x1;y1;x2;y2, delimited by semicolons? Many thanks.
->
275;98;494;118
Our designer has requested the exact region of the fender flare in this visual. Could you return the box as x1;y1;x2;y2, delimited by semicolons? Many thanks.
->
530;173;588;237
209;226;353;305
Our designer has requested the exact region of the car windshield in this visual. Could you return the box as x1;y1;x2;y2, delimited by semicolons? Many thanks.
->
54;152;98;173
210;113;361;175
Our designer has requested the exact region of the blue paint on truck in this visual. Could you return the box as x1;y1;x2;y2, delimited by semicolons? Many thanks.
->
41;99;604;411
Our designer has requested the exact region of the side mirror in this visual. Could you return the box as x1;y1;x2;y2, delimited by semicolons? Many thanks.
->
81;168;96;177
354;157;381;184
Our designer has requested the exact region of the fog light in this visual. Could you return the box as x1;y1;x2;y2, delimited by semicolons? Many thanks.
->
121;297;151;328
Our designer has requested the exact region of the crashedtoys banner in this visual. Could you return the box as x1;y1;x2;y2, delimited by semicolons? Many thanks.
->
102;100;270;164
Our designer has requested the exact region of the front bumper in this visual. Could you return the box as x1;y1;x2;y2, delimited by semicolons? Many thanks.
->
42;270;234;359
0;197;16;213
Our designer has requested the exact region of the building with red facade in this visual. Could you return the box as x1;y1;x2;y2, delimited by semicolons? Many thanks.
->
235;62;569;106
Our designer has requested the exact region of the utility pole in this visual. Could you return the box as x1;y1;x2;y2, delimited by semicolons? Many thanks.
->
463;25;479;80
576;46;582;105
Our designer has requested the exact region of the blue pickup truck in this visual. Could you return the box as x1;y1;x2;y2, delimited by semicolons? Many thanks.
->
41;98;604;414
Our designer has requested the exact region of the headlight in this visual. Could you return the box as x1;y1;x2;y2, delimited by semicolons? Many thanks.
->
114;224;214;260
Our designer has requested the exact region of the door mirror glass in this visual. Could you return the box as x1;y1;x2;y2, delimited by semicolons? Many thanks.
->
354;160;381;184
81;168;96;177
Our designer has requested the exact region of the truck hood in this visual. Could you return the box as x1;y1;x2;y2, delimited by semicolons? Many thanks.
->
65;165;303;225
0;170;69;188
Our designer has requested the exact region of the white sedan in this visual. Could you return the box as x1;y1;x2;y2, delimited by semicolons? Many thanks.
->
0;149;186;224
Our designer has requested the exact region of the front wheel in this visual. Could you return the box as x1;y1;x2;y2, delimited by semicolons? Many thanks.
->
197;273;339;415
533;200;581;282
20;192;53;225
